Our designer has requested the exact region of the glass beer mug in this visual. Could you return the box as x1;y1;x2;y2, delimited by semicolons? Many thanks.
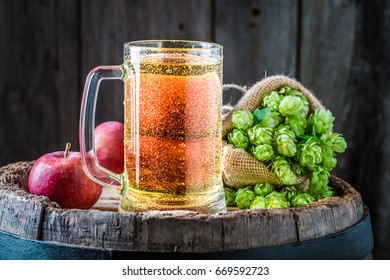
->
80;40;226;214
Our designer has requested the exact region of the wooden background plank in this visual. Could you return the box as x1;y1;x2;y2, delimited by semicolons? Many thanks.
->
0;0;79;161
215;0;298;86
0;0;389;259
299;0;390;260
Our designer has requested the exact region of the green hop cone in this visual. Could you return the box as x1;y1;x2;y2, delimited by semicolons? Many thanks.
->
228;129;250;149
224;187;236;207
251;144;275;162
232;109;254;130
279;95;304;117
274;126;297;157
321;146;337;170
309;167;333;200
322;133;347;153
262;91;283;111
235;187;256;209
250;196;267;209
290;162;307;176
271;156;297;185
265;191;290;208
308;108;335;136
285;116;307;137
297;137;322;170
288;89;310;118
247;125;273;145
254;182;274;196
280;185;299;201
291;193;315;207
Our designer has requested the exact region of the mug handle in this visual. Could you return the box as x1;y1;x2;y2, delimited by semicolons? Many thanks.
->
79;65;124;192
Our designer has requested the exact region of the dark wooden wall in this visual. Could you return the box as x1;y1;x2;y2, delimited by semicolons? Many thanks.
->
0;0;389;259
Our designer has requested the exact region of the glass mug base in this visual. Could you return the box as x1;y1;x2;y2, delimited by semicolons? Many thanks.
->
118;182;227;213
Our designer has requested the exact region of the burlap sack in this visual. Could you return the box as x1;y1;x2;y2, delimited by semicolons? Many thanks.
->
222;75;325;188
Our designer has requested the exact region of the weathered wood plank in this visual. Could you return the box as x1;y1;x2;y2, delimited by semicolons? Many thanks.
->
133;211;223;252
215;0;298;87
0;0;80;165
300;0;390;259
0;162;58;239
80;0;213;125
222;209;298;250
0;189;53;239
41;208;136;250
299;0;357;125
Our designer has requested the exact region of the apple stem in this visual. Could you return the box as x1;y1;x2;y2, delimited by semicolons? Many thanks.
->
64;143;71;158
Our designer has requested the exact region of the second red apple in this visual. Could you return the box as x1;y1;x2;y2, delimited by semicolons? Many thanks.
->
95;121;124;174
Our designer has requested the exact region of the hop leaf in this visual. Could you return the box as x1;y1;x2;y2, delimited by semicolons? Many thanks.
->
274;126;297;157
224;187;236;207
291;193;315;207
265;191;290;208
232;109;254;130
251;144;275;162
280;185;299;201
308;109;334;136
247;125;273;145
271;156;297;185
279;95;305;117
228;129;250;149
253;108;282;128
235;187;256;209
250;196;267;209
254;182;274;196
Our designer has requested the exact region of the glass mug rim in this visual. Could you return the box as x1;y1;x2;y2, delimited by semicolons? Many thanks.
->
124;40;223;51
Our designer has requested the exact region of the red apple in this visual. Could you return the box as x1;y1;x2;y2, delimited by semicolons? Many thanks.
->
28;143;102;209
94;121;124;174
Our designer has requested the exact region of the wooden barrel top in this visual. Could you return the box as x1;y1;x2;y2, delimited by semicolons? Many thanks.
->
0;161;370;258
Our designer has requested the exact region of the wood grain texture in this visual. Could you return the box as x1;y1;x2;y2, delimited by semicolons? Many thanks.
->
0;0;80;163
299;0;357;124
299;0;390;259
215;0;298;86
42;208;136;250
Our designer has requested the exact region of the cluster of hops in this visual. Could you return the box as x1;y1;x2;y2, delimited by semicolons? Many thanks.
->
226;86;347;204
224;183;316;209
